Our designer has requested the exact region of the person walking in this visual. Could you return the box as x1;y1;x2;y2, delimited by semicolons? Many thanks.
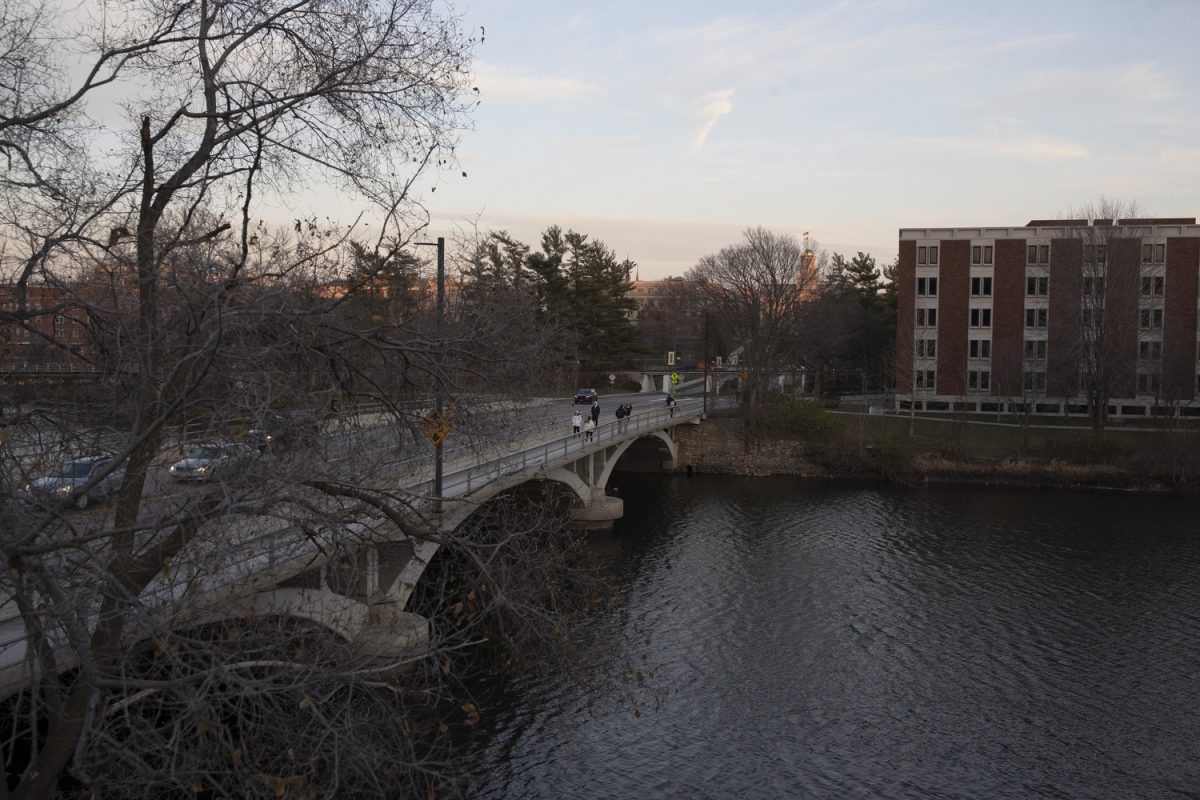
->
666;393;676;417
590;400;600;425
615;403;627;432
572;409;582;436
583;416;595;442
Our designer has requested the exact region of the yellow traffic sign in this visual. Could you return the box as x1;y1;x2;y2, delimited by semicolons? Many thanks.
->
421;410;451;445
670;372;680;384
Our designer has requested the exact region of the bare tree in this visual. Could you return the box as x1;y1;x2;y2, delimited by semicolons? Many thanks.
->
0;2;616;797
1057;199;1147;431
686;228;819;437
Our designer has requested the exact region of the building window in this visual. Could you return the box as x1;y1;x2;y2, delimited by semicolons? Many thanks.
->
971;244;994;266
1084;244;1107;264
917;308;938;327
968;339;991;359
970;276;993;297
1024;308;1048;328
970;308;992;328
917;338;937;358
1027;245;1050;264
1023;370;1047;392
1140;276;1165;297
918;246;926;265
1143;243;1167;264
915;369;936;390
1139;308;1164;329
1026;276;1049;296
917;246;940;266
968;369;991;391
1024;339;1047;360
1137;372;1161;393
917;277;938;297
1138;340;1163;360
1083;276;1105;297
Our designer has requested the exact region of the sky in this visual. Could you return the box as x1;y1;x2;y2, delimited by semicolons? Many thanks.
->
405;0;1200;278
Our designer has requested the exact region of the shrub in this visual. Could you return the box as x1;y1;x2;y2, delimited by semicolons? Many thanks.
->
1038;433;1133;464
765;400;834;441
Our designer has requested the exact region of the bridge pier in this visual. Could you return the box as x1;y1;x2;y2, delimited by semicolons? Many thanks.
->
569;487;624;530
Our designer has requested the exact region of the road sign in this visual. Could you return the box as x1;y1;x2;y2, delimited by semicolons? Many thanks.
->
697;361;706;370
420;410;450;446
670;372;679;385
608;373;616;386
667;351;676;366
739;370;748;380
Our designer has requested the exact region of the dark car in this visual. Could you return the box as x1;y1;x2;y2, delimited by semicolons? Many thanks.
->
169;443;257;481
574;388;598;404
21;454;126;510
245;410;324;452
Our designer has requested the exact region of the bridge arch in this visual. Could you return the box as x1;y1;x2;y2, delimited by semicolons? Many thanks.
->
596;429;678;490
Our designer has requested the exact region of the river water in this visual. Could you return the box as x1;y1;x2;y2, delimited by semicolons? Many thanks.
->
460;476;1200;799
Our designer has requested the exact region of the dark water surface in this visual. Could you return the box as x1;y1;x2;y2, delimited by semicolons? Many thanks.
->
462;476;1200;799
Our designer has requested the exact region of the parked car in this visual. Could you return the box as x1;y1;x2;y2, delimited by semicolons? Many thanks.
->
21;454;126;510
574;388;598;404
169;443;257;481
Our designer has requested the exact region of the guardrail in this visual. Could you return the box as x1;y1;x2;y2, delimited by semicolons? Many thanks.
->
407;397;703;501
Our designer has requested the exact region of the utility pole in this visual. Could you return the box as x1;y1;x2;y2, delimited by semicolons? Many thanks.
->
703;309;710;415
416;236;446;512
434;236;444;511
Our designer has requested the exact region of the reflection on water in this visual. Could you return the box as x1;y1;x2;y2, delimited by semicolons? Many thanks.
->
461;476;1200;799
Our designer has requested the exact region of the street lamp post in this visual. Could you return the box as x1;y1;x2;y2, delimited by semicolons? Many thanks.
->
415;236;445;512
702;309;709;414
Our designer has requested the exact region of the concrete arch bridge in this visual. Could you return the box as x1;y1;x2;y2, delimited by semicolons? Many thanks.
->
0;398;703;696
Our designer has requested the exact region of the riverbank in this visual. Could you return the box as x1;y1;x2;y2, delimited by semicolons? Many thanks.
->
673;410;1200;494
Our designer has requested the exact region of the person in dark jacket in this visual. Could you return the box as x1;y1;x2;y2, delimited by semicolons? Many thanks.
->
590;400;600;425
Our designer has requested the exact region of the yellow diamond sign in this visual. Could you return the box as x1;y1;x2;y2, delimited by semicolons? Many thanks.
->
421;410;451;445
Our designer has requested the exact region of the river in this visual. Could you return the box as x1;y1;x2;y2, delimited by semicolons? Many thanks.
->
459;475;1200;799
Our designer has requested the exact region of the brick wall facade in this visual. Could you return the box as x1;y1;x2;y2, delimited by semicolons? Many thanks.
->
1164;237;1199;401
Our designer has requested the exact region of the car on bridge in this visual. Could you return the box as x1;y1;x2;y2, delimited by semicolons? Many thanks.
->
574;388;598;404
169;443;257;481
21;454;127;510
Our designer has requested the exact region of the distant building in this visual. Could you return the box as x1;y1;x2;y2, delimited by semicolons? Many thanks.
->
896;218;1200;417
0;285;90;370
626;278;692;322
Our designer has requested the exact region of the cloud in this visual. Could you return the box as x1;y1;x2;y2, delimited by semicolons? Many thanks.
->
473;61;596;104
1012;61;1178;107
907;135;1089;161
564;13;586;30
544;135;645;151
979;32;1078;55
654;17;756;44
692;90;734;151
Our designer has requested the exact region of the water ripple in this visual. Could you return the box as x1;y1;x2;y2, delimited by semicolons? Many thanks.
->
462;477;1200;799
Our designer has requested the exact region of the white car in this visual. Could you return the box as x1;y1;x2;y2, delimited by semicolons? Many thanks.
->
169;443;256;481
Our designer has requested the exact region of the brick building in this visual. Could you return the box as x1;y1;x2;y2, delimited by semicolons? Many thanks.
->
896;218;1200;418
0;285;90;369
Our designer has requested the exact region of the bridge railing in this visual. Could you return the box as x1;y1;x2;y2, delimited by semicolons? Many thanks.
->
405;397;703;500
